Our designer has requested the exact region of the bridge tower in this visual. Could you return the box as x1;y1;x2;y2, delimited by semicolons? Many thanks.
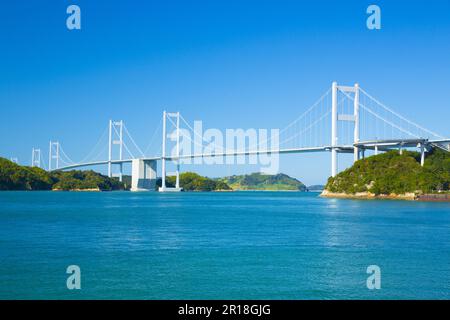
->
159;111;182;192
331;82;360;177
48;141;60;170
108;120;124;181
31;148;41;168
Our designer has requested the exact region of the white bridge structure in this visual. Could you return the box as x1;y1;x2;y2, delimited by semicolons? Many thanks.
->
31;82;449;192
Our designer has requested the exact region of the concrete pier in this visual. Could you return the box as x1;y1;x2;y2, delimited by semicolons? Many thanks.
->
131;159;157;192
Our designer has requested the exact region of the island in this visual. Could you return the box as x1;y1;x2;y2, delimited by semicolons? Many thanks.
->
158;172;232;191
217;172;306;191
1;158;313;192
0;157;124;191
321;149;450;201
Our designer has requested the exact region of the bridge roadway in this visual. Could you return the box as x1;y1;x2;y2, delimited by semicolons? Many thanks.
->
56;145;354;171
56;138;450;172
54;139;449;192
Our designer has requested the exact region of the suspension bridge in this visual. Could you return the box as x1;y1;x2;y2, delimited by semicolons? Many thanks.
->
24;82;450;192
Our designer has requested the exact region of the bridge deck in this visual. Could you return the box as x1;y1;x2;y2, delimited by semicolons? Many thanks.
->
55;146;355;171
54;138;449;172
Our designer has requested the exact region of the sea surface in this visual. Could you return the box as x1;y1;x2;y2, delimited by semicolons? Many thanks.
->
0;191;449;299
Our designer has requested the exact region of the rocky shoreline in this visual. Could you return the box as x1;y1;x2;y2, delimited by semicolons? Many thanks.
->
52;188;101;192
320;190;450;202
415;194;450;202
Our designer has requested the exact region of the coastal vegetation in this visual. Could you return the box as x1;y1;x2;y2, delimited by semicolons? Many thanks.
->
0;158;53;191
0;157;124;191
218;172;306;191
1;157;317;193
324;149;450;197
158;172;232;191
50;170;124;191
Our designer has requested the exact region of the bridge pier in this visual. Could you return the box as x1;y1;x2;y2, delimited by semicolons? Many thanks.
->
420;143;425;166
131;159;157;192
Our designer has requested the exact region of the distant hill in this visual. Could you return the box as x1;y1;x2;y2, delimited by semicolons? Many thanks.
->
162;172;231;191
306;185;325;191
218;172;306;191
123;172;232;191
0;158;124;191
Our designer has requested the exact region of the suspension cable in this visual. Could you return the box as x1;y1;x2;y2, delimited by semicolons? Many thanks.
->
359;87;444;139
143;118;162;156
123;124;145;157
78;125;109;164
340;91;419;139
112;124;135;159
59;145;75;164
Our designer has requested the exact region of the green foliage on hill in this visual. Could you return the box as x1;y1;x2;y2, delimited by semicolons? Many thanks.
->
325;149;450;195
0;157;124;191
158;172;231;191
51;170;124;191
0;158;54;190
219;172;306;191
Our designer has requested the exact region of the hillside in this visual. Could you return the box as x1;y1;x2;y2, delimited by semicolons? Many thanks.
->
0;158;53;191
122;172;231;191
51;170;124;191
0;158;124;191
323;149;450;197
160;172;231;191
218;172;306;191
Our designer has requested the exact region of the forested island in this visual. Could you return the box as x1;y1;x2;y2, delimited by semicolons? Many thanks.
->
0;158;312;192
133;172;307;191
322;149;450;201
218;172;306;191
158;172;232;191
0;157;124;191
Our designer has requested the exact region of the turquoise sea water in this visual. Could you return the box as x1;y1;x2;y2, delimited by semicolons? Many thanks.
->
0;191;449;299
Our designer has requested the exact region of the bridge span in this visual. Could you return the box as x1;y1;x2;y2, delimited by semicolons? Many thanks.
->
29;82;449;192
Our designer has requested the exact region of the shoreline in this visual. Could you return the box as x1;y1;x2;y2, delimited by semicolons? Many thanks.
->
320;190;450;202
1;189;318;193
52;188;102;192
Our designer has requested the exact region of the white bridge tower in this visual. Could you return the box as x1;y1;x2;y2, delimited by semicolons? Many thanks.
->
108;120;124;181
159;111;182;192
331;82;360;177
31;148;41;168
48;141;60;171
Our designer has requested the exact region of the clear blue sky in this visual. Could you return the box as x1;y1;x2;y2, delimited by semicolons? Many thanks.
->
1;0;449;185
